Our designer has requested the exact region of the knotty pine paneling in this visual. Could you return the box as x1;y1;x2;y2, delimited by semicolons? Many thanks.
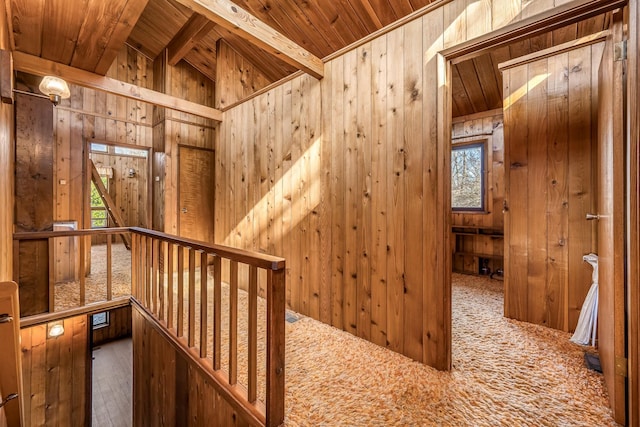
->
451;110;505;275
215;0;591;369
14;94;53;315
502;42;603;332
215;39;271;109
153;53;216;236
132;307;254;427
15;94;54;232
21;315;90;427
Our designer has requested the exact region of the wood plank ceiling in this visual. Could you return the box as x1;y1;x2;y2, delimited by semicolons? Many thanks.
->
6;0;611;117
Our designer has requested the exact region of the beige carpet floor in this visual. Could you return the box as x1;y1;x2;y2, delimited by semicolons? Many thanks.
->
281;274;616;426
54;243;131;311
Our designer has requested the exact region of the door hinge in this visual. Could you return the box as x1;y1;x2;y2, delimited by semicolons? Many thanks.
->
615;356;628;377
614;40;627;61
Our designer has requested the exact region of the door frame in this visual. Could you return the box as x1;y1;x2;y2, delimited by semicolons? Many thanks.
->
437;0;631;410
176;144;216;241
83;139;153;231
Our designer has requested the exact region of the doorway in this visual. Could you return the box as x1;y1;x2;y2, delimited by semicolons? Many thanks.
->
444;9;626;425
90;307;133;426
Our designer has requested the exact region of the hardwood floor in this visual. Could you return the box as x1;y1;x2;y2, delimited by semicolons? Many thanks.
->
92;338;132;427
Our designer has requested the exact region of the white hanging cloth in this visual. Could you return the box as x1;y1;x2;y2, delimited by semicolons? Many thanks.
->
570;253;599;346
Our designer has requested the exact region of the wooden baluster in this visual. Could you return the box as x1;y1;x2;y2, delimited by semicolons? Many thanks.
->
48;237;55;311
152;239;159;315
134;233;140;300
200;251;208;358
79;235;86;306
131;234;137;299
106;235;112;301
167;243;174;331
145;236;151;308
229;260;238;385
159;241;165;321
266;268;286;427
177;245;184;338
213;255;221;370
248;265;258;403
188;248;196;348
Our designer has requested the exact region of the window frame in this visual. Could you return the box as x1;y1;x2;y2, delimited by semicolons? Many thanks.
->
451;139;487;213
92;311;110;330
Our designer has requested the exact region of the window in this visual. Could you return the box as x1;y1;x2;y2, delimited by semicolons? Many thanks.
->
90;176;109;228
451;141;485;211
90;143;108;153
114;146;148;158
92;312;109;329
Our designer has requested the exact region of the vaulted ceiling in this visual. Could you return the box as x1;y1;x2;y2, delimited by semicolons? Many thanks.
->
6;0;612;117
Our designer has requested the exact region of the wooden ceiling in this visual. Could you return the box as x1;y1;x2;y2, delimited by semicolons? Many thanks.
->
451;12;611;117
7;0;437;83
6;0;611;116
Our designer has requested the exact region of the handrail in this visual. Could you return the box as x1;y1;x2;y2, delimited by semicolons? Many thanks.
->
13;227;129;240
129;227;285;271
19;296;131;328
130;229;286;427
0;281;24;426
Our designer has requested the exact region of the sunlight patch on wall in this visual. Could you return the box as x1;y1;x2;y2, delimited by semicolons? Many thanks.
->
225;136;323;251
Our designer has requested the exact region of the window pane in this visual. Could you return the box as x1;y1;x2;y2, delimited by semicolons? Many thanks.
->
91;143;108;153
114;146;148;158
92;312;109;329
451;144;484;210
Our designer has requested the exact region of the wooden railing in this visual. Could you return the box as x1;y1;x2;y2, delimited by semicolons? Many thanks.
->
129;227;286;427
0;281;24;426
13;227;131;314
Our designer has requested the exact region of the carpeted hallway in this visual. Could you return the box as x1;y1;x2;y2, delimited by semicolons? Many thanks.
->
55;247;616;425
281;274;616;426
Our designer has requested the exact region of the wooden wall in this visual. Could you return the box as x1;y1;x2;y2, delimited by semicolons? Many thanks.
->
14;94;53;315
15;94;54;232
451;110;505;274
502;41;602;332
629;0;640;423
215;0;591;369
152;53;216;237
132;307;255;427
21;315;90;427
215;40;271;109
53;45;154;231
92;305;132;346
0;0;13;281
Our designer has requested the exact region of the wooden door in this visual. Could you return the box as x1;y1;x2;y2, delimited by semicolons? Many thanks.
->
596;14;626;425
178;146;215;243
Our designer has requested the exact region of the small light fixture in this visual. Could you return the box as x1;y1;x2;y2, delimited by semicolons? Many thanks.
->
38;76;70;106
47;321;65;338
128;168;136;178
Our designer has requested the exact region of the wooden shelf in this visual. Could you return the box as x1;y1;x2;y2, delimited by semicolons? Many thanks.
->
452;225;504;238
454;251;503;260
452;225;504;278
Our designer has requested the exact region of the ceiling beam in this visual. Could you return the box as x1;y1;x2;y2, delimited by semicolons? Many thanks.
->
174;0;324;79
93;0;151;75
13;51;222;121
167;13;216;66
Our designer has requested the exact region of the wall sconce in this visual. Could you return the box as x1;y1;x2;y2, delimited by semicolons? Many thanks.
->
47;321;65;338
128;168;136;178
38;76;70;106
